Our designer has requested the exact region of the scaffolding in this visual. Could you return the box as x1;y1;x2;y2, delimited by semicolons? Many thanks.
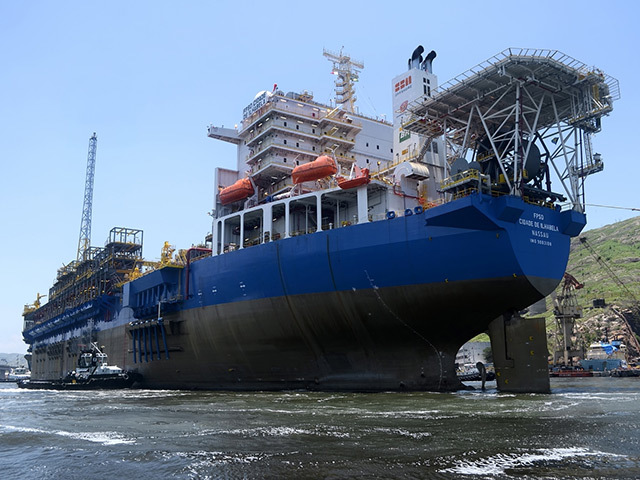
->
403;48;619;211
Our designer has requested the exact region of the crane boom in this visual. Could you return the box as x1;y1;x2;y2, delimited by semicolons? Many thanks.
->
77;133;98;262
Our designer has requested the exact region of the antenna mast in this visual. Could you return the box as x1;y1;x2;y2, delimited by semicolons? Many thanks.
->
323;47;363;113
77;132;97;262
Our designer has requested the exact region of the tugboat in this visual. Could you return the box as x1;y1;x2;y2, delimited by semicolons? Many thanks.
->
18;343;140;389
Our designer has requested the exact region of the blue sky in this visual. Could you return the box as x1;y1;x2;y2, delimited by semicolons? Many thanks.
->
1;1;638;354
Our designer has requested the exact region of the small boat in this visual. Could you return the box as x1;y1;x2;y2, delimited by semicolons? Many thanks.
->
19;343;140;390
457;363;496;382
6;367;31;382
549;367;593;377
338;167;370;190
219;178;254;205
292;155;337;184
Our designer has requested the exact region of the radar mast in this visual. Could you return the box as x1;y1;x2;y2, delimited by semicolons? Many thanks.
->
323;47;363;113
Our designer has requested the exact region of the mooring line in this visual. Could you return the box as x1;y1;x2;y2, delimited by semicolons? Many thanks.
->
364;270;444;389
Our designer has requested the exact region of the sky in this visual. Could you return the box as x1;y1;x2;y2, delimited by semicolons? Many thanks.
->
1;0;638;354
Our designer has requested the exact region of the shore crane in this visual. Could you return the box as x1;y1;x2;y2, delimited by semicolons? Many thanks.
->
553;272;585;365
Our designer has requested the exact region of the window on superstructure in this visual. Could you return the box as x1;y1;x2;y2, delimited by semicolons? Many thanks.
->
296;142;299;148
312;128;316;134
366;142;369;147
284;121;287;127
377;145;379;150
284;139;287;145
432;142;438;154
296;125;299;130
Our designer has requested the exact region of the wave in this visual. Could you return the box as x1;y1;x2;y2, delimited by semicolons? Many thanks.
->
1;424;136;445
439;447;624;476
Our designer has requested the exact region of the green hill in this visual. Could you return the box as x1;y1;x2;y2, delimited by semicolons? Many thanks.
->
567;216;640;303
469;215;640;360
548;215;640;359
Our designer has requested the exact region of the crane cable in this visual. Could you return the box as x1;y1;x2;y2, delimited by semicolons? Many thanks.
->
586;203;640;212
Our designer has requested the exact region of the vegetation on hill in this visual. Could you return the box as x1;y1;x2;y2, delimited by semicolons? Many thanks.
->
469;215;640;361
546;215;640;360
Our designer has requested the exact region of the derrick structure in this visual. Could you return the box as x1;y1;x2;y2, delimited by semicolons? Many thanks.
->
403;48;619;211
323;48;364;113
78;133;98;262
22;132;145;344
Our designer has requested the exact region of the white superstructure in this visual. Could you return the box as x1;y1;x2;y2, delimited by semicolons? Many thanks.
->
205;47;452;257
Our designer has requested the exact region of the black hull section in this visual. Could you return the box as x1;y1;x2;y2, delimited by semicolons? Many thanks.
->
18;374;139;390
120;275;551;391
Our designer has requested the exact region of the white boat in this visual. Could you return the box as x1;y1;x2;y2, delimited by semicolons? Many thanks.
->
7;366;31;382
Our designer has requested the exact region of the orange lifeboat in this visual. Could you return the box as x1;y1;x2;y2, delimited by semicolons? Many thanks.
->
338;168;370;190
292;155;337;184
219;178;254;205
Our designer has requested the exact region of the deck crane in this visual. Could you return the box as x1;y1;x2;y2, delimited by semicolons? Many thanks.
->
77;133;98;263
579;236;640;357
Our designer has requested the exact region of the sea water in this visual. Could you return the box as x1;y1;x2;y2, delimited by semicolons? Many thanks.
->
1;378;639;479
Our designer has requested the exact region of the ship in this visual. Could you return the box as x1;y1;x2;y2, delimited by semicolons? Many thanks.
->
21;47;618;391
18;342;139;390
580;341;628;372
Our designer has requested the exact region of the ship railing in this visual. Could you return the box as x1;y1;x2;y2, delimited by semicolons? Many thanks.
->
522;195;556;210
429;48;620;104
240;94;383;135
241;101;326;133
226;214;369;253
245;122;322;147
440;169;490;193
246;138;318;164
450;187;481;200
369;151;434;181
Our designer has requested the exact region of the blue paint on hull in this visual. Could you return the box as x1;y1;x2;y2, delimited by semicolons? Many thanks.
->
24;193;586;390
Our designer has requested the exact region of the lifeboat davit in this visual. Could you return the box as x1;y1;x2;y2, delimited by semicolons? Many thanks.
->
338;168;370;189
292;155;337;184
219;178;254;205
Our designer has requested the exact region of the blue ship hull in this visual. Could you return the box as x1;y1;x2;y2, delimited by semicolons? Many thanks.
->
25;193;585;391
580;359;626;371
